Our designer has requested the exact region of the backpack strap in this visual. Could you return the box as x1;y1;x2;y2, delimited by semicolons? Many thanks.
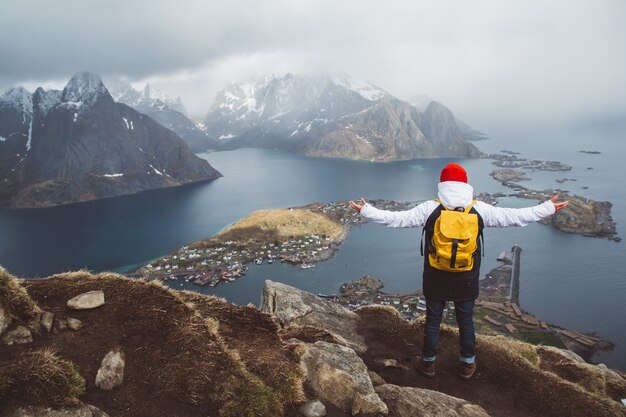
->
468;201;485;257
421;201;444;256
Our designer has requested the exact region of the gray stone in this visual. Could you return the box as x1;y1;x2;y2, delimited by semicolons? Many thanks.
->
86;405;110;417
95;348;125;390
2;325;33;345
300;341;388;415
6;404;109;417
368;370;386;386
67;318;83;331
41;311;55;332
67;290;105;310
375;384;491;417
0;305;12;335
596;363;625;385
299;400;327;417
261;280;366;352
539;345;586;363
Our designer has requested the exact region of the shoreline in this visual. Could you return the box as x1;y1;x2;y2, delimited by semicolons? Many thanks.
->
129;200;413;287
326;246;616;366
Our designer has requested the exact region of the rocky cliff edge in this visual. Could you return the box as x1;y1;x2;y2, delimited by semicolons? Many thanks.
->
0;268;624;417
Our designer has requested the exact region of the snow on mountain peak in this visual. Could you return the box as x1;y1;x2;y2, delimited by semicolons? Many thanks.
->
1;86;33;115
33;87;62;118
108;81;186;114
330;74;387;101
62;72;109;106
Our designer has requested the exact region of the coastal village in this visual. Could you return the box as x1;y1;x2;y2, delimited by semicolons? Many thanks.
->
134;199;413;287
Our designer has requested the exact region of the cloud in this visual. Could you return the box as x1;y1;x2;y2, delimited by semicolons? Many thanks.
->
1;0;624;124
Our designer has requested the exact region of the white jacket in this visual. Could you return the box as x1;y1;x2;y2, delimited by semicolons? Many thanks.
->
360;181;555;228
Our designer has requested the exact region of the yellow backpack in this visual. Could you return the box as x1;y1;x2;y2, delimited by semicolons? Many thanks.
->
422;200;483;272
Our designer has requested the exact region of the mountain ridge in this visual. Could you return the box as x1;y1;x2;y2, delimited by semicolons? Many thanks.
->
204;73;482;161
0;73;221;209
108;81;217;152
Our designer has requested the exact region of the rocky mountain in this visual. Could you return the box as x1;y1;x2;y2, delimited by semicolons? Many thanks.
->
204;74;482;161
0;73;221;209
1;267;624;417
109;82;217;152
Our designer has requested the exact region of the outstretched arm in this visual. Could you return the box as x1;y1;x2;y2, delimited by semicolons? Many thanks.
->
349;198;436;228
476;195;568;227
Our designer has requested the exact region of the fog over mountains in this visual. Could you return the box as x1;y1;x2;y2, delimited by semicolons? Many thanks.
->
0;73;221;208
0;71;486;206
203;74;482;161
108;81;218;152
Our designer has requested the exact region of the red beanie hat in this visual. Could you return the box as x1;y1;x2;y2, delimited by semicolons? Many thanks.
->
440;163;467;183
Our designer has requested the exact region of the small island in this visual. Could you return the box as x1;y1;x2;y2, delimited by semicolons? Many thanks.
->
488;168;619;241
490;169;530;183
579;150;601;154
485;153;572;171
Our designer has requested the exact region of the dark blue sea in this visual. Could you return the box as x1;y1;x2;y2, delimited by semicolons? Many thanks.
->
1;121;624;369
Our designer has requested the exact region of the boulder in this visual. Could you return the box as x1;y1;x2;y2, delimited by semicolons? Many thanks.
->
538;345;585;363
261;280;366;352
0;305;12;335
6;404;109;417
299;400;327;417
2;326;33;345
374;384;491;417
86;405;110;417
95;348;125;390
67;290;105;310
368;370;386;386
41;311;54;332
67;318;83;331
300;341;388;415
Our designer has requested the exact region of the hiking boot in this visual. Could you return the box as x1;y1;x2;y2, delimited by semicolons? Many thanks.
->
459;361;476;380
415;359;436;378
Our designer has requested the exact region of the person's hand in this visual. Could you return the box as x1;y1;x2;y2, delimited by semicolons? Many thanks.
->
349;198;368;213
550;195;568;212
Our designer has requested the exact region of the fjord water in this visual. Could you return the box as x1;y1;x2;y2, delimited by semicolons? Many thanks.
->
0;122;624;369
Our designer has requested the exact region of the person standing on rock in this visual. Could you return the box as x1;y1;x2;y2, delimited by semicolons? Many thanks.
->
349;163;567;380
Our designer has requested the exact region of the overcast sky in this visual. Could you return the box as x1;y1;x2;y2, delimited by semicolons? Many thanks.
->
1;0;624;125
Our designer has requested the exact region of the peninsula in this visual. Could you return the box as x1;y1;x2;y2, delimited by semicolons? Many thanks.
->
135;200;413;287
489;168;619;241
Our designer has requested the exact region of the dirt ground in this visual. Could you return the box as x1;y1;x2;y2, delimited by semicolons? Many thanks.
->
1;274;302;417
354;307;625;417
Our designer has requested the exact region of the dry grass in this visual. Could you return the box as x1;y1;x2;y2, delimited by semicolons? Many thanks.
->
473;333;624;417
537;346;626;402
17;272;303;416
356;307;625;417
179;291;305;407
279;325;347;346
0;265;41;325
356;304;401;318
0;348;85;407
216;209;343;243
